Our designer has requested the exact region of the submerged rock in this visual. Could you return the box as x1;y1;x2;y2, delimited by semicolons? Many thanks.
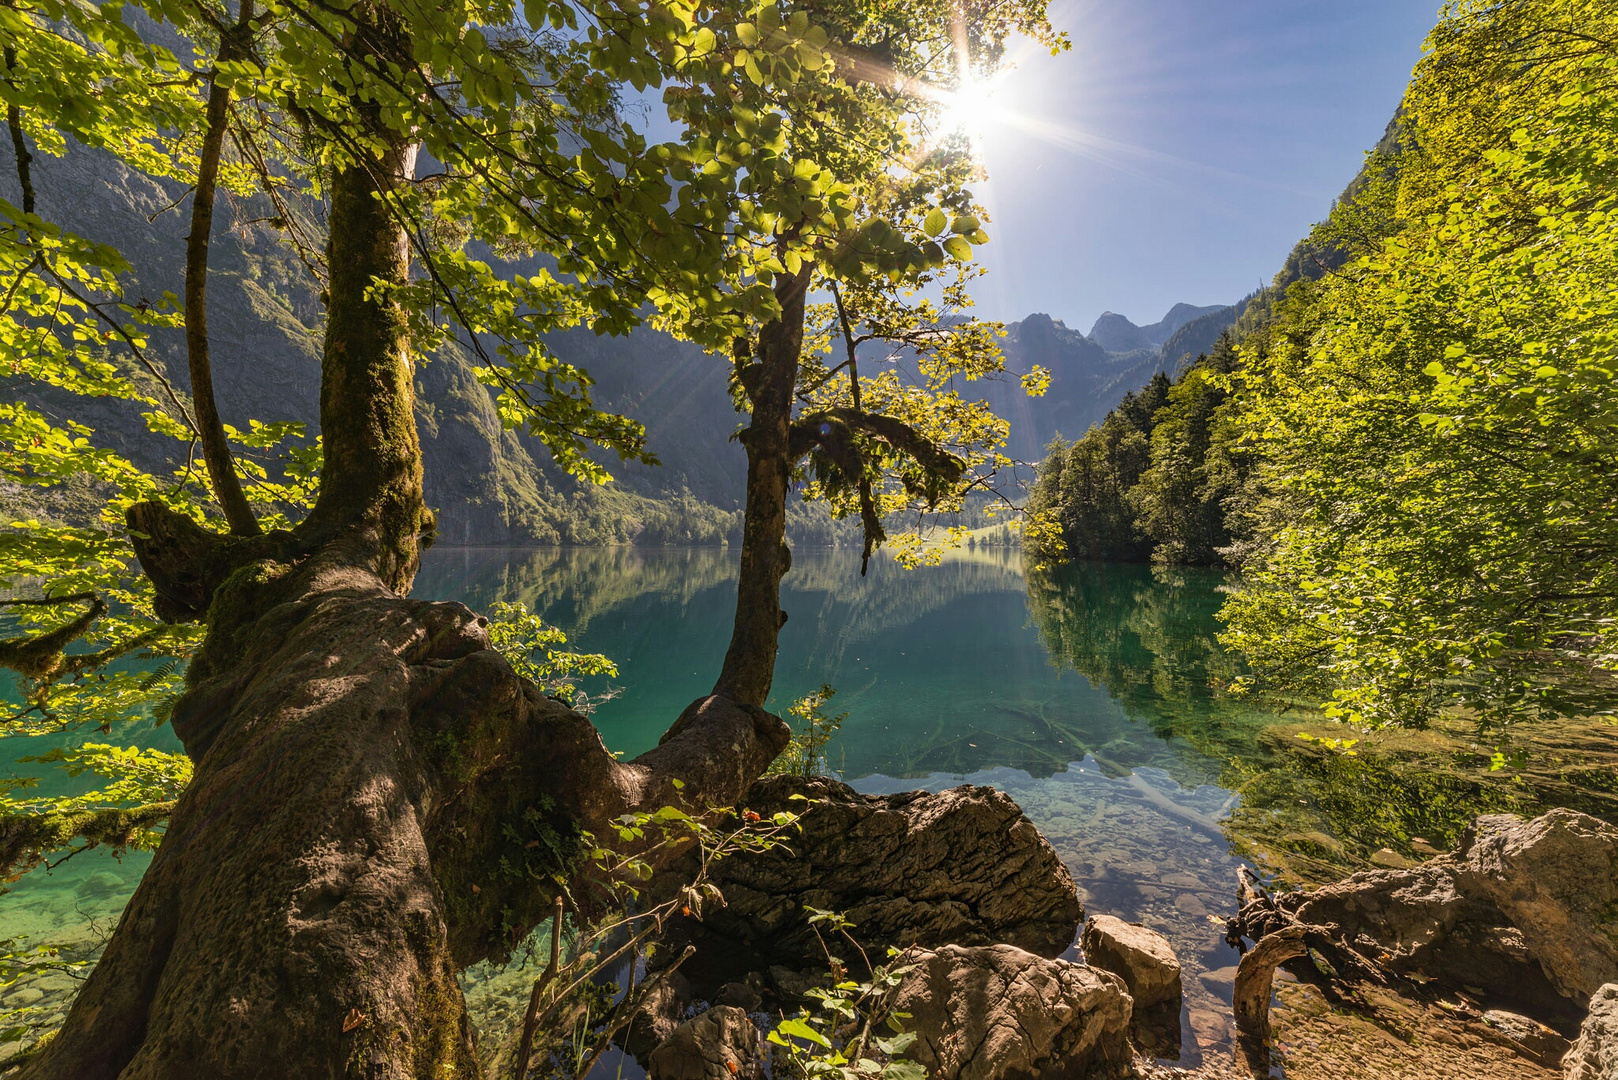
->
624;970;693;1061
664;776;1083;980
646;1006;762;1080
892;944;1133;1080
1081;914;1182;1010
1282;808;1618;1018
1564;984;1618;1080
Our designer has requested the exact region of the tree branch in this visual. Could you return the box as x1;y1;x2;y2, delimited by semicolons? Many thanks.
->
185;0;262;536
3;45;35;217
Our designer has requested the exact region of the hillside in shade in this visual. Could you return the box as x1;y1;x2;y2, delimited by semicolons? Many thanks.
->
1;133;1235;537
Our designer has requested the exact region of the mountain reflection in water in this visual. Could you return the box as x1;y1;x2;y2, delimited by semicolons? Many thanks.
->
3;546;1601;1067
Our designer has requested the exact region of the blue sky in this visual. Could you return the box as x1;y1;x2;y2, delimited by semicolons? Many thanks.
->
962;0;1438;331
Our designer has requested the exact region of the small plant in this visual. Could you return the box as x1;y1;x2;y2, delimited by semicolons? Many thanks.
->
504;795;807;1080
766;685;847;779
0;936;85;1058
485;601;621;715
766;908;924;1080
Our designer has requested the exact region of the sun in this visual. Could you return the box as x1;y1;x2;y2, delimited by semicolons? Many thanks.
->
939;81;995;142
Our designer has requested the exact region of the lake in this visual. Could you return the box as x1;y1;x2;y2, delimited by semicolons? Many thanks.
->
4;544;1603;1066
414;545;1278;1064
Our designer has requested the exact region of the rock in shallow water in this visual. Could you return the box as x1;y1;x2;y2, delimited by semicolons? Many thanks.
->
892;945;1133;1080
1081;914;1182;1010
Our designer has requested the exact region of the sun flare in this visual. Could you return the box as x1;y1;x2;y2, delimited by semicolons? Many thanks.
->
937;78;1002;147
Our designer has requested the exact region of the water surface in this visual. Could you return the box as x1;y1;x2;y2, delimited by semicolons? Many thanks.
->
415;547;1274;1062
8;545;1599;1066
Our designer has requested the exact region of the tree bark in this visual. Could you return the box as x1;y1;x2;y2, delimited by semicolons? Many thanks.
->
22;9;791;1078
295;138;427;592
20;555;787;1080
184;7;260;538
712;268;811;708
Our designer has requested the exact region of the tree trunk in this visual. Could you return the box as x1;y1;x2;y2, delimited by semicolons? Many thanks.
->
21;13;789;1074
20;555;787;1080
713;269;811;708
184;9;259;538
295;140;428;591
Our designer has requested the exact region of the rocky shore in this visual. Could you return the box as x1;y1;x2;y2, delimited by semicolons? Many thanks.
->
610;784;1618;1080
6;785;1618;1080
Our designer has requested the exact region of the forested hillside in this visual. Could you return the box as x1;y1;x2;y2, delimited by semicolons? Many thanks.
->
1030;0;1618;730
0;131;1226;544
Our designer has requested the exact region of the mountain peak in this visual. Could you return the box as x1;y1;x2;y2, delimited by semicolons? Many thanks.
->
1088;311;1149;353
1141;302;1226;346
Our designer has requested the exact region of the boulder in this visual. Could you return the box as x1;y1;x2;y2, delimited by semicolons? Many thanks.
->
646;1006;762;1080
1281;809;1618;1017
892;944;1133;1080
1478;1009;1568;1068
1456;811;1618;1001
1081;915;1182;1009
1564;984;1618;1080
665;776;1082;977
624;970;693;1060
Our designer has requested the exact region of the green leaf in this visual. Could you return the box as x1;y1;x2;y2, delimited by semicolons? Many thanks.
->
773;1018;831;1048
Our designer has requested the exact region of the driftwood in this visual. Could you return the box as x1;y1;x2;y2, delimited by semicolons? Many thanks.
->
1234;926;1306;1042
1232;867;1393;990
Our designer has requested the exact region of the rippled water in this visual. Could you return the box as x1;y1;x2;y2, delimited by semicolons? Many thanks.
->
7;545;1605;1067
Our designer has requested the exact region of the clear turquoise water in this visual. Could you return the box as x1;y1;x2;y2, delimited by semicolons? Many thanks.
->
412;546;1275;1063
0;547;1355;1063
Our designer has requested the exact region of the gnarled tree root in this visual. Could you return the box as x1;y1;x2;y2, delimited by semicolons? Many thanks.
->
20;558;786;1080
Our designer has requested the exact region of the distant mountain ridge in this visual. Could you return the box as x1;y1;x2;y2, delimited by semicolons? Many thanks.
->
3;128;1242;541
985;301;1238;462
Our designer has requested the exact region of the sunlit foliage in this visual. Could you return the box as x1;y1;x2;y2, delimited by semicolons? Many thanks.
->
1221;0;1618;729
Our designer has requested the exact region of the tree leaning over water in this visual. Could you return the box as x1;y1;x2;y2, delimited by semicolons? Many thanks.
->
0;0;1056;1074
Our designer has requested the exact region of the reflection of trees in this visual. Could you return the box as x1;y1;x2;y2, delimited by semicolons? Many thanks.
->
418;547;737;632
1022;559;1618;886
415;548;1618;889
1023;561;1261;761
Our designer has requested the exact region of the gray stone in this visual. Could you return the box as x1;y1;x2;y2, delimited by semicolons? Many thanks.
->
624;970;692;1060
1283;808;1618;1015
669;777;1083;971
1369;848;1416;869
1564;984;1618;1080
893;945;1132;1080
646;1006;762;1080
1478;1009;1567;1067
715;981;762;1013
1081;914;1182;1009
1196;966;1239;993
73;870;125;898
1456;810;1618;1001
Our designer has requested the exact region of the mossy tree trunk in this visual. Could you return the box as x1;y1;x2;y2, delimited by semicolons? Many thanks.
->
19;13;788;1079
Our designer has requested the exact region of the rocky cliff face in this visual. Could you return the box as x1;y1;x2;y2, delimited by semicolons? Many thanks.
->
985;302;1235;462
2;135;748;544
6;130;1240;531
